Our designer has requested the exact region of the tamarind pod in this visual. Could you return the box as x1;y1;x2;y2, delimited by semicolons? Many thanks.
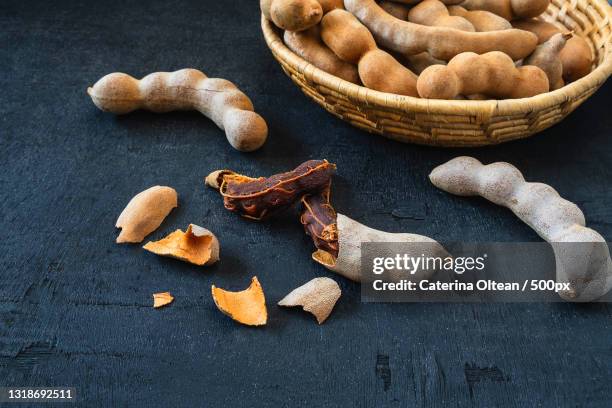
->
460;0;550;21
447;5;511;31
318;0;344;13
344;0;538;61
408;0;475;32
384;0;464;4
524;33;571;90
512;19;594;82
402;52;446;75
430;157;612;302
261;0;323;31
208;160;336;221
417;51;549;99
379;0;410;20
559;36;593;82
321;9;418;96
87;69;267;152
312;214;449;282
283;27;360;84
512;18;560;43
300;183;339;258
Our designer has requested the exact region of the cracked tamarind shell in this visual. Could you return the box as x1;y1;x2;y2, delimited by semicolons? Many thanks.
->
278;277;341;324
143;224;220;266
211;277;267;326
116;186;178;244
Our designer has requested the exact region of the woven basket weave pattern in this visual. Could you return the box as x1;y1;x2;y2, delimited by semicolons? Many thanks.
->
262;0;612;147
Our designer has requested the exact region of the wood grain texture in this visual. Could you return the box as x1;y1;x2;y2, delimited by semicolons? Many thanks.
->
0;0;611;406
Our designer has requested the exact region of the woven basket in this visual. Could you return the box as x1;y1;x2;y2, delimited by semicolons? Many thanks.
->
262;0;612;147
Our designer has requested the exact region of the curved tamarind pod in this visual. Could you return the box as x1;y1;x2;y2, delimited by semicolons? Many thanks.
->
460;0;550;21
87;69;268;152
261;0;323;31
417;51;549;99
512;19;594;82
344;0;538;61
312;214;449;282
447;5;511;31
283;27;360;84
408;0;475;32
524;32;571;90
321;9;418;96
207;160;336;220
429;157;612;302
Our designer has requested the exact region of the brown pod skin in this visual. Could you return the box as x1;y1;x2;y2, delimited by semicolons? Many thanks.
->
344;0;538;61
460;0;550;21
402;52;446;75
524;33;570;90
318;0;344;13
218;160;336;220
512;18;560;43
408;0;475;31
359;50;418;96
447;5;511;31
417;51;549;99
321;9;377;64
261;0;323;31
300;183;339;258
321;9;418;96
284;28;360;83
559;36;593;82
379;0;410;20
512;19;594;82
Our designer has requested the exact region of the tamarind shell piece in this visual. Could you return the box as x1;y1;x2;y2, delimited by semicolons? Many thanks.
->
212;277;267;326
300;183;339;258
217;159;336;220
312;214;449;282
116;186;178;244
344;0;538;61
143;224;220;266
153;292;174;308
278;277;341;324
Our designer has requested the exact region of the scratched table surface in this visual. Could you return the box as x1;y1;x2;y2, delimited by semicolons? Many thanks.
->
1;0;611;406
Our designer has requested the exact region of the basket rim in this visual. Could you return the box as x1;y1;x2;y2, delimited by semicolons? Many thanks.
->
261;2;612;117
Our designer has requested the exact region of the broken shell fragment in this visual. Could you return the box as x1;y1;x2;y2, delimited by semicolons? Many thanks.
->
143;224;220;266
278;277;341;324
211;276;267;326
153;292;174;308
116;185;178;243
313;213;449;282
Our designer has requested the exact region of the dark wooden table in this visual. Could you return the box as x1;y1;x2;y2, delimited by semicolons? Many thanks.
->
1;0;610;406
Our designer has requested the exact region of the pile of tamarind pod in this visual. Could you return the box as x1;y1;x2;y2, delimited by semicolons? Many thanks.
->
263;0;594;99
